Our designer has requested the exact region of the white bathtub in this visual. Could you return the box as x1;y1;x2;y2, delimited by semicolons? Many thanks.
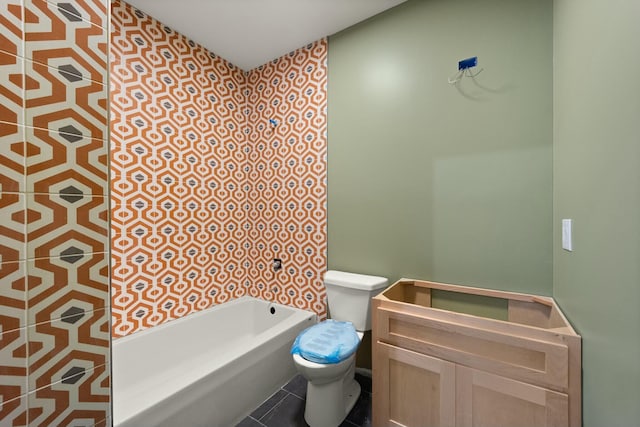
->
112;296;316;427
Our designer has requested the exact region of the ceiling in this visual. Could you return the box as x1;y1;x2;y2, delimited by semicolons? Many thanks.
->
124;0;407;71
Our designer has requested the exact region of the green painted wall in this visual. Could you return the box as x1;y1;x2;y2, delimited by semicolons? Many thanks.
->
553;0;640;425
327;0;553;295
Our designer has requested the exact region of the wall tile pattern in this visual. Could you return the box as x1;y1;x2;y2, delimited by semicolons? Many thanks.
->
110;0;249;336
246;41;328;317
0;0;110;425
110;1;328;336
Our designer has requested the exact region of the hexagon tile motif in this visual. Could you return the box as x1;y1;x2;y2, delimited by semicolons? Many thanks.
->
110;0;327;337
61;306;86;324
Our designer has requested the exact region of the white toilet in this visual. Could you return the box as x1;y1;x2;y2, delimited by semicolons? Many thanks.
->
292;270;388;427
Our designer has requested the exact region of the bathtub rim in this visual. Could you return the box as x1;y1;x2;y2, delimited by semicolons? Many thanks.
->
112;296;309;344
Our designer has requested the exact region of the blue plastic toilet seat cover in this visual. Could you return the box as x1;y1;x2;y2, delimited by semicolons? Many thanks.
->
291;319;359;364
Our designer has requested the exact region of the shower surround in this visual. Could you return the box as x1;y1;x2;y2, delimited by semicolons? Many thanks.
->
110;0;328;337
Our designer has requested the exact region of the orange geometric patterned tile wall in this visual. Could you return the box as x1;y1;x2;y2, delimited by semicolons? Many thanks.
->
0;0;111;425
245;41;328;317
110;0;327;338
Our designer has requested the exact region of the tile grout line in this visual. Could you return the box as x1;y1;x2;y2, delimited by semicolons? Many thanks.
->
247;415;267;427
247;376;372;427
257;389;293;422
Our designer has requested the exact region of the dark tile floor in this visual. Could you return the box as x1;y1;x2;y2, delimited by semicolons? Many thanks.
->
235;373;372;427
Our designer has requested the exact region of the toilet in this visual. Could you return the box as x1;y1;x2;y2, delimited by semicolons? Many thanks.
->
291;270;388;427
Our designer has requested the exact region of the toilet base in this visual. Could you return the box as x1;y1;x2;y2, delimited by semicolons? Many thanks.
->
343;377;361;417
303;374;361;427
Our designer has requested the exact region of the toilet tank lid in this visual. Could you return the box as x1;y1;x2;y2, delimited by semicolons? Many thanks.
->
324;270;389;291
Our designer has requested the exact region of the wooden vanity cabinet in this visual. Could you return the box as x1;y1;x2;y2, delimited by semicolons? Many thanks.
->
455;365;569;427
376;341;456;427
372;279;581;427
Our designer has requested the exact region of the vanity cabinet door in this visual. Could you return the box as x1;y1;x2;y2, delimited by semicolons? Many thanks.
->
456;365;569;427
374;342;455;427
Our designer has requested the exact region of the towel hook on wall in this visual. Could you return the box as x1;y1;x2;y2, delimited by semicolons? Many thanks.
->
448;56;483;85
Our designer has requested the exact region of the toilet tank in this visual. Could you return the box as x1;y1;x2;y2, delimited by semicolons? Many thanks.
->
324;270;389;331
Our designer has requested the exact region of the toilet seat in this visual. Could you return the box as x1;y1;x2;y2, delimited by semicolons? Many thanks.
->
291;320;360;364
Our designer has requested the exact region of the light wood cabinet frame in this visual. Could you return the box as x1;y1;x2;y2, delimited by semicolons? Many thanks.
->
376;342;456;427
372;279;581;427
456;366;569;427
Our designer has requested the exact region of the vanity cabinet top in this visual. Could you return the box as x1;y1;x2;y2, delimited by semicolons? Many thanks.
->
375;278;579;336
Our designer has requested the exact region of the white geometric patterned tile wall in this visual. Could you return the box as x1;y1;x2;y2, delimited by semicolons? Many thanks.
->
1;0;110;424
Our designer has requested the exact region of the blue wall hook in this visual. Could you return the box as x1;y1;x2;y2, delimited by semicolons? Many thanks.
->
448;56;483;84
269;119;278;127
458;56;478;71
